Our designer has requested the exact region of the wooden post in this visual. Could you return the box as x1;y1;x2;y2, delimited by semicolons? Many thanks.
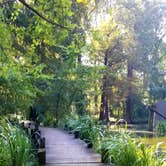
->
38;148;46;165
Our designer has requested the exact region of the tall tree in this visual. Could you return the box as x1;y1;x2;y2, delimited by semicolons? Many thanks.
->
114;0;166;123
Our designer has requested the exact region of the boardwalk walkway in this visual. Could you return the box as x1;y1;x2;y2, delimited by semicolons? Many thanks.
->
41;127;108;166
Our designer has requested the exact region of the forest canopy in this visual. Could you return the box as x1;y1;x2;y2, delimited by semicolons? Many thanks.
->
0;0;166;125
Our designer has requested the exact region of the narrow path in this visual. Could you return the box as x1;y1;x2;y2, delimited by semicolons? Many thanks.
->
41;127;108;166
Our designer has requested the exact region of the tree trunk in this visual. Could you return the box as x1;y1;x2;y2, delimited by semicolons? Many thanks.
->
125;61;133;124
99;47;112;123
99;83;106;121
99;88;109;123
104;95;109;124
109;100;114;117
125;95;132;123
94;93;98;114
148;109;154;131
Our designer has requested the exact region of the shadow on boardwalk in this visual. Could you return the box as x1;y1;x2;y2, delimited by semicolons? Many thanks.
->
41;127;109;166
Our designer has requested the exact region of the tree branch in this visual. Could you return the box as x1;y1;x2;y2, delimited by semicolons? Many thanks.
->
18;0;70;30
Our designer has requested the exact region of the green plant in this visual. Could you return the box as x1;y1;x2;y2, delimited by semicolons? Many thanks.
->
100;131;166;166
156;122;166;136
101;133;138;166
66;118;80;131
57;112;80;131
100;138;113;163
0;119;38;166
75;116;94;139
137;143;165;166
60;115;104;149
72;116;103;149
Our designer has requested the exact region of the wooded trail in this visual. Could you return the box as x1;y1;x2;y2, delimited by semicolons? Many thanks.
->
41;127;108;166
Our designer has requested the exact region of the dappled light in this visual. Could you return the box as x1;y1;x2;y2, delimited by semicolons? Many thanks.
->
0;0;166;166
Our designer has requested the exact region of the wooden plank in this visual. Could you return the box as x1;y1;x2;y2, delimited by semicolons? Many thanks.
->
40;127;106;166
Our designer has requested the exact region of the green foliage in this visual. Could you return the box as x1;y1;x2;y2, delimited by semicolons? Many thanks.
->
1;0;166;134
73;116;103;147
60;113;80;130
130;94;149;123
0;120;38;166
100;133;138;165
100;132;165;166
59;115;166;166
58;114;104;149
156;122;166;137
137;143;165;166
0;59;46;115
0;0;74;117
0;7;51;116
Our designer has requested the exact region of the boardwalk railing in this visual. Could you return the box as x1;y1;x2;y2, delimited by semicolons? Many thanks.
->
21;121;46;165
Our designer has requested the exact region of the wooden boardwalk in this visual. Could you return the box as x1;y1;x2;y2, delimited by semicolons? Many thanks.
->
41;127;108;166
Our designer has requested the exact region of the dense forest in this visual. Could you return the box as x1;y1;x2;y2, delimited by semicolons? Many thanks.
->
0;0;166;124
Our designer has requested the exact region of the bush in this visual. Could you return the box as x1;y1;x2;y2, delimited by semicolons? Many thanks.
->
58;114;80;131
156;122;166;136
59;115;104;149
72;116;104;148
0;120;38;166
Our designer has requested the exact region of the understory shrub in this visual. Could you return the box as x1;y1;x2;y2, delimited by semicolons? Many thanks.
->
0;119;38;166
100;132;166;166
156;122;166;136
58;113;80;131
73;116;103;148
59;115;104;149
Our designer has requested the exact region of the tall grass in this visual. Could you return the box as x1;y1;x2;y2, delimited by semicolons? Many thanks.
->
0;119;38;166
100;133;138;166
100;132;166;166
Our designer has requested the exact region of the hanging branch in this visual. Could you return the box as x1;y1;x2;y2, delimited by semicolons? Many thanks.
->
0;0;70;29
18;0;70;29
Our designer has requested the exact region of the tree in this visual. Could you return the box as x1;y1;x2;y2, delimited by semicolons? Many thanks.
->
88;14;132;123
114;0;166;123
0;0;73;117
